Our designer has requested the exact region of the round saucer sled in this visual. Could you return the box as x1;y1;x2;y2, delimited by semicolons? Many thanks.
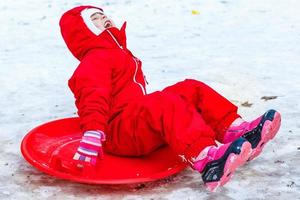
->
21;118;187;184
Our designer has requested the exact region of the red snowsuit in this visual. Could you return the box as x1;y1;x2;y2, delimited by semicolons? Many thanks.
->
60;6;240;161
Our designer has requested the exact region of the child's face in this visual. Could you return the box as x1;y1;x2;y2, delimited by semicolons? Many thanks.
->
90;12;115;31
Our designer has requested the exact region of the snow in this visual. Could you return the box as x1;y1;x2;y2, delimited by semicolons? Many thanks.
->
0;0;299;199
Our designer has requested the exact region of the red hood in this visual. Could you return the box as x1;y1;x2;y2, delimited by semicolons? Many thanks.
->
59;5;127;61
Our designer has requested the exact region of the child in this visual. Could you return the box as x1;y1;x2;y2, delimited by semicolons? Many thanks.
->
59;6;281;191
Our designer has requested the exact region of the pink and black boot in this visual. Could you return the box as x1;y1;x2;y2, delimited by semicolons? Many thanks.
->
223;109;281;161
192;137;252;191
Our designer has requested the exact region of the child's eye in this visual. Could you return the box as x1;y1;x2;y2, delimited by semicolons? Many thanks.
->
91;17;99;21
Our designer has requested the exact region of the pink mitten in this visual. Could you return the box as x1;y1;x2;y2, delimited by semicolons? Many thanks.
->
73;130;106;167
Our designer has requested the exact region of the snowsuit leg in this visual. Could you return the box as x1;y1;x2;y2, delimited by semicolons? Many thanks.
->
105;91;217;161
162;79;240;143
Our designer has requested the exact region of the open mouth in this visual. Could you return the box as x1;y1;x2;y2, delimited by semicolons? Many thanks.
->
104;20;112;28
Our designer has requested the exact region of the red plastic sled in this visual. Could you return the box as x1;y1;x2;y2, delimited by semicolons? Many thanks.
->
21;118;187;184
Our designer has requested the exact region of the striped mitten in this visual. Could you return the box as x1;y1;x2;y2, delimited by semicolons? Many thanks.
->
73;130;106;167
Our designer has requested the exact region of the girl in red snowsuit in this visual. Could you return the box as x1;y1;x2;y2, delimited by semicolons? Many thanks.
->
60;6;281;191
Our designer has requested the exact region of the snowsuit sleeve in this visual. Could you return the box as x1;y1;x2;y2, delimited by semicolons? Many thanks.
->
68;55;112;132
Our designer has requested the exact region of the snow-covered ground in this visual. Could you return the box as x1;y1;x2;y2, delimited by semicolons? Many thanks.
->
0;0;299;199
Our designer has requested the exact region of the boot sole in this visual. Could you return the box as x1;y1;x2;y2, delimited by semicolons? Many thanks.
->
203;139;252;192
248;110;281;160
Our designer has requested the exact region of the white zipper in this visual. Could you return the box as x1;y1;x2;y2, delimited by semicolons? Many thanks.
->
107;30;123;49
133;58;146;95
107;30;146;95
